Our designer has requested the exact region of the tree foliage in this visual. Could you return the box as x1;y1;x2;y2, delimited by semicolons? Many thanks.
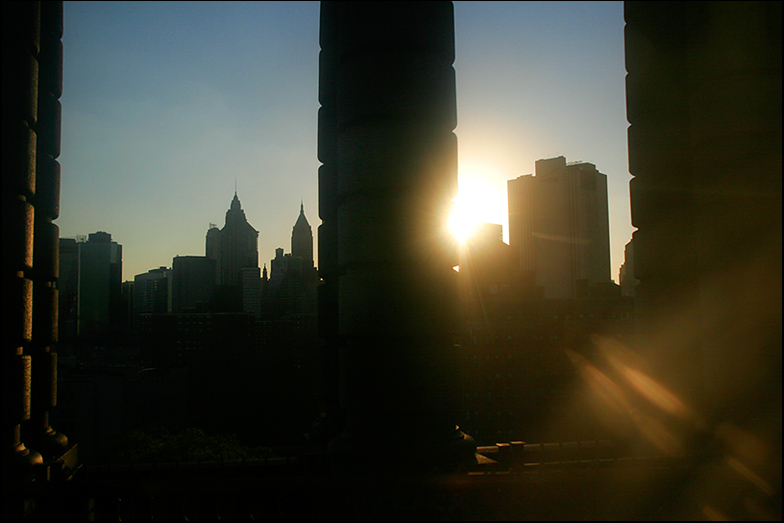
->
105;426;275;464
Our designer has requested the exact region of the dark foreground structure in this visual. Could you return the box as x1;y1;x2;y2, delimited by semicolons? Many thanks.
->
3;1;780;520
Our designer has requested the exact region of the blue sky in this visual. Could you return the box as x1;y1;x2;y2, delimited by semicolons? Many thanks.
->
59;1;632;282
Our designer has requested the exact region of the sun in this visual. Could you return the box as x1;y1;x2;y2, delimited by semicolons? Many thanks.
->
448;166;507;244
449;194;481;244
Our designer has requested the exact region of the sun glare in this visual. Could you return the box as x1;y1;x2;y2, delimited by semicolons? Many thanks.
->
449;195;480;244
449;165;507;244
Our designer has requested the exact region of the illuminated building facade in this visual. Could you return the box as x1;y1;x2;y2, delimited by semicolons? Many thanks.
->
508;156;611;299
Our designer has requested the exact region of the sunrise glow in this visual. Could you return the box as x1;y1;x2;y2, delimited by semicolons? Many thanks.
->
449;194;480;244
449;163;508;244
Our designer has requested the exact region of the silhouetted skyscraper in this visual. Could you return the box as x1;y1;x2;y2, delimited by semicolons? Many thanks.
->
206;193;259;287
205;223;221;274
134;267;169;313
58;238;80;341
263;205;319;317
133;266;169;313
458;222;523;307
171;256;215;313
291;202;314;268
508;156;611;299
131;266;169;336
240;266;262;317
618;238;638;298
78;232;123;338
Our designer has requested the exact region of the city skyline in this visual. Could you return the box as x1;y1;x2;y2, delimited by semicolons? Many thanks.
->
58;1;632;282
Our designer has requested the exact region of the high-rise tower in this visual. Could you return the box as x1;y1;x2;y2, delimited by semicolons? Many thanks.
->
78;232;123;338
171;256;214;313
507;156;611;299
58;238;80;341
207;192;259;287
291;202;314;268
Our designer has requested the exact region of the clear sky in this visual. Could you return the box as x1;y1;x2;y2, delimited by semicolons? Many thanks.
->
59;1;633;283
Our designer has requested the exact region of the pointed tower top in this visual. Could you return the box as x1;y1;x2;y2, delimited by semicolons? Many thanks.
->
294;202;310;229
230;192;241;212
292;202;313;263
224;191;256;233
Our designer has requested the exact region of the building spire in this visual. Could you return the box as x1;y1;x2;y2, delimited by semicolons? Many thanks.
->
291;201;313;264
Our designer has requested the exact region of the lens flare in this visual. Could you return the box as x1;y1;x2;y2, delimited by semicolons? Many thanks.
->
449;196;480;244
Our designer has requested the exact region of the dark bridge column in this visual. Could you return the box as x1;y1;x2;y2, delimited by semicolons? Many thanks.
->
2;1;46;486
624;2;703;411
319;1;475;472
3;2;72;506
625;1;781;451
25;0;69;460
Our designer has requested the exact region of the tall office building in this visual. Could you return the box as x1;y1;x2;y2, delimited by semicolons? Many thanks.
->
133;267;170;335
458;222;522;306
618;238;638;298
171;256;215;313
291;202;314;268
205;224;221;277
507;156;611;299
263;205;319;317
240;266;262;317
78;232;123;338
58;238;81;341
206;192;259;287
134;267;170;314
